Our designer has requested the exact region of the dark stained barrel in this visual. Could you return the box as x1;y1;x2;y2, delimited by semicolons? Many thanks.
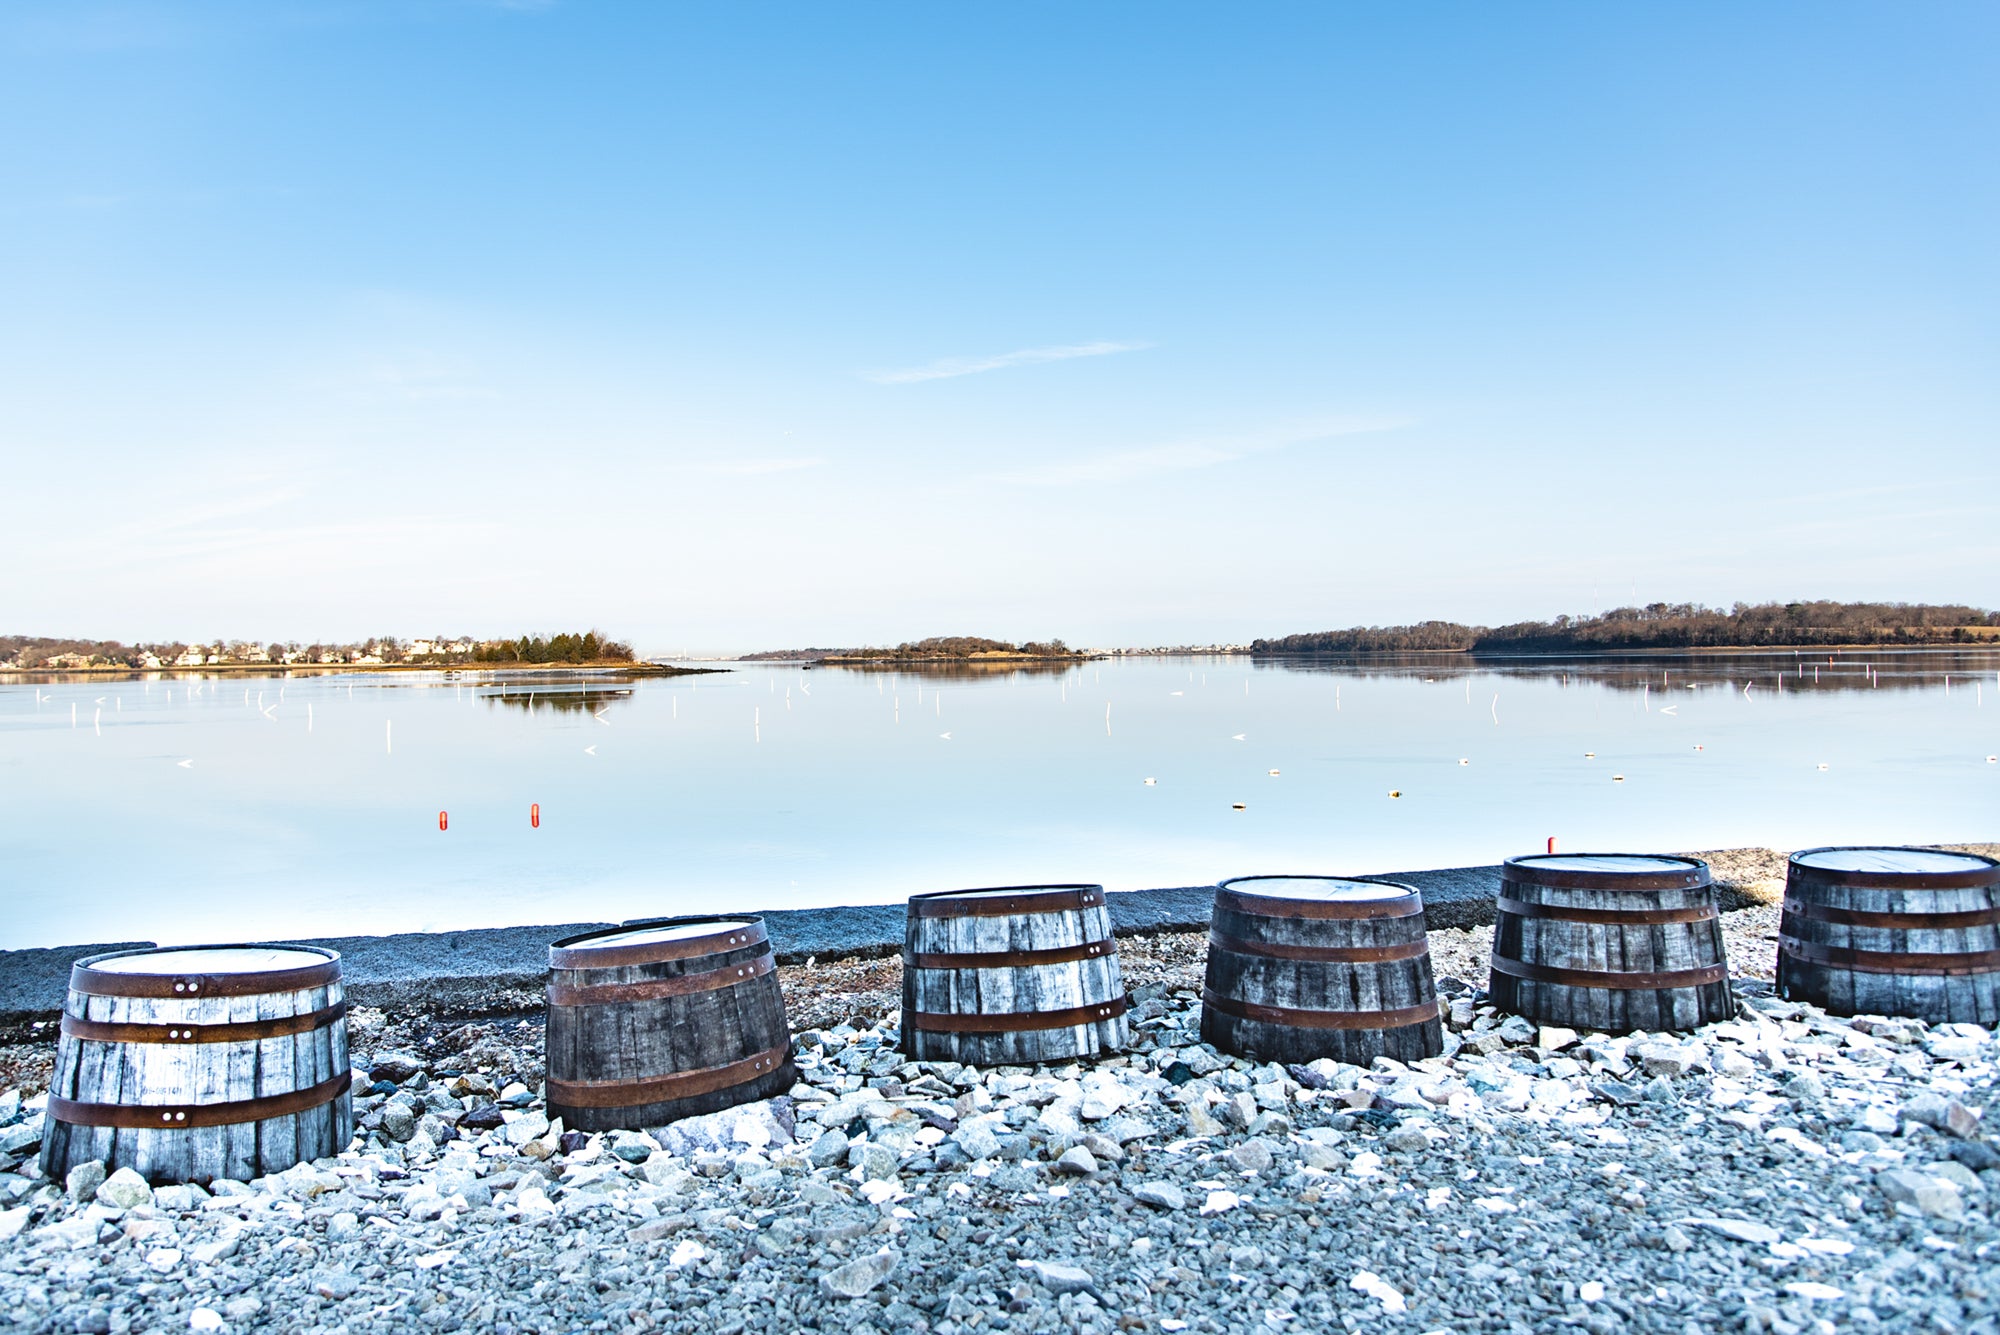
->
1490;854;1733;1033
41;945;354;1184
1778;847;2000;1024
545;917;796;1132
1201;876;1443;1065
900;884;1128;1065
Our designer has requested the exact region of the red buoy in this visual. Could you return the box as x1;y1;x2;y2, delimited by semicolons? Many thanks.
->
531;802;541;829
439;811;448;831
1547;836;1557;854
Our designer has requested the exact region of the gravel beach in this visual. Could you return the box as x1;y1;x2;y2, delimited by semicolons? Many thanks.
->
1;846;1994;1334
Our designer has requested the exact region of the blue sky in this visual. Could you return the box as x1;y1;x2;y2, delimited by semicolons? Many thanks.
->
4;3;1996;653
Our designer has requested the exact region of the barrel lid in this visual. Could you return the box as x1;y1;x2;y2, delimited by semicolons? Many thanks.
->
1216;875;1424;919
909;884;1106;918
71;944;341;999
1503;854;1710;891
550;917;767;969
1218;876;1416;901
1790;846;1999;889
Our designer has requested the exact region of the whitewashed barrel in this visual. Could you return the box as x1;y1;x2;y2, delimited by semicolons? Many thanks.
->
40;945;354;1184
1490;854;1733;1033
545;918;796;1132
1779;847;2000;1024
900;884;1128;1065
1202;876;1443;1065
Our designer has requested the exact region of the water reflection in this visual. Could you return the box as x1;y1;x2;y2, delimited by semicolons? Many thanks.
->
480;683;638;714
1262;648;2000;695
820;659;1082;681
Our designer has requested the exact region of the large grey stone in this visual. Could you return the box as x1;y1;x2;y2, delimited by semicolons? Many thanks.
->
819;1248;899;1298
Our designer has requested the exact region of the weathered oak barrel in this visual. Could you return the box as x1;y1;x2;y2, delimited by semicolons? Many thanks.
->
40;945;354;1184
1778;847;2000;1024
900;884;1128;1064
1490;854;1733;1033
1201;876;1444;1065
544;917;796;1132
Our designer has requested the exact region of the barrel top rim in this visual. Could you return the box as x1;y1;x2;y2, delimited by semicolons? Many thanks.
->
1506;854;1703;874
1218;875;1418;902
550;916;763;953
77;944;339;975
1792;846;1997;874
909;883;1105;903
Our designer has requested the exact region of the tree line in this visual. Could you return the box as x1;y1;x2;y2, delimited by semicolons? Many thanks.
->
834;636;1082;660
1251;601;2000;655
2;629;635;669
470;632;634;664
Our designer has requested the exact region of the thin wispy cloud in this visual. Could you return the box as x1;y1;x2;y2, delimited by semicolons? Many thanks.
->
868;340;1151;385
690;458;824;476
983;416;1411;487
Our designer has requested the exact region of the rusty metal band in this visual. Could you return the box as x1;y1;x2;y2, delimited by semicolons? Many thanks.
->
1778;938;2000;977
1215;888;1423;922
1496;896;1718;926
1788;848;2000;891
70;955;341;1000
47;1069;354;1131
909;886;1106;918
549;919;767;969
1501;862;1710;893
1785;900;2000;930
548;952;775;1007
1201;988;1440;1031
903;994;1130;1034
60;1001;348;1046
1208;930;1430;964
546;1042;792;1110
909;939;1117;970
1488;955;1727;990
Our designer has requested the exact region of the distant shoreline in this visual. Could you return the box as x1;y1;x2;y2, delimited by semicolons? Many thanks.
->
1254;642;2000;659
0;661;722;679
815;652;1098;665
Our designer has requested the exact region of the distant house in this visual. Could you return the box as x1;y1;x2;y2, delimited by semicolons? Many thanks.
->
140;653;164;669
242;646;270;663
205;654;225;665
317;651;342;664
351;653;384;665
175;650;206;667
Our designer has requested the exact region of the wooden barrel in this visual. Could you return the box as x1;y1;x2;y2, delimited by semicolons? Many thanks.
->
1201;876;1443;1065
40;945;354;1185
544;917;796;1132
1778;846;2000;1024
900;884;1128;1065
1490;854;1733;1033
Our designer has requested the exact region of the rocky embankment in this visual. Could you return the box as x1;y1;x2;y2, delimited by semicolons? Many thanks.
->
1;954;1996;1335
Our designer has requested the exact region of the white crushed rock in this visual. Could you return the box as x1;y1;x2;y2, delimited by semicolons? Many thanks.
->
0;974;1994;1334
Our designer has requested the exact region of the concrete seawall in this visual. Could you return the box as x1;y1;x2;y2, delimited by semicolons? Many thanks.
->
0;864;1508;1022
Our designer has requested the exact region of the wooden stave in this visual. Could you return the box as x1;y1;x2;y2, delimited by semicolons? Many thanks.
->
1200;892;1442;1066
900;898;1128;1065
41;949;353;1185
1489;871;1733;1034
544;927;795;1132
1777;867;2000;1024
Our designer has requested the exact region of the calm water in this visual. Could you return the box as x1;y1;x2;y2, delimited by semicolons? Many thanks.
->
4;652;1997;949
